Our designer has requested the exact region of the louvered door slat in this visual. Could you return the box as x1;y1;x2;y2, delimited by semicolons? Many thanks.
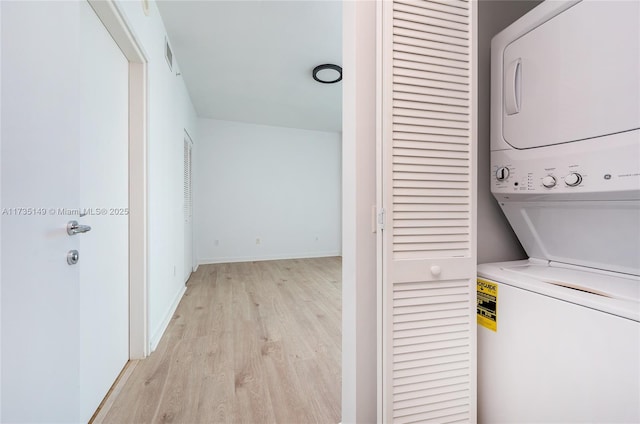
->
394;34;469;56
394;52;469;75
394;367;469;389
394;173;468;183
394;54;469;76
395;148;469;159
395;157;469;168
394;201;468;210
394;137;468;149
394;185;469;194
395;354;471;371
395;381;469;403
394;107;468;123
395;68;469;87
395;0;469;17
394;407;470;424
427;0;469;11
395;3;469;27
395;221;469;230
394;375;470;399
395;91;468;107
382;0;476;421
394;226;468;236
395;324;470;340
395;318;470;334
183;138;192;221
394;79;469;98
394;27;469;49
395;116;469;130
395;98;469;115
394;125;468;138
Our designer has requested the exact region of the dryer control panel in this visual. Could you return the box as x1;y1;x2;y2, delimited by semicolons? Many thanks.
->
491;131;640;198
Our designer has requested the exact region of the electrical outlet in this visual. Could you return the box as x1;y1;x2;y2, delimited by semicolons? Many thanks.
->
315;236;319;241
214;239;219;246
256;238;261;245
173;265;176;276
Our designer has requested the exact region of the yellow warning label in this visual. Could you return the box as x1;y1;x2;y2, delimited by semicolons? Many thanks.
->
477;278;498;332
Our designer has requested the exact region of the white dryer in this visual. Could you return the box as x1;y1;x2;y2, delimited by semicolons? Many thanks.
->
479;0;640;422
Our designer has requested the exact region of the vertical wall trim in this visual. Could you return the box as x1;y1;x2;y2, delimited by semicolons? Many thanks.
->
88;0;150;360
342;1;379;422
375;0;385;420
342;2;357;420
128;61;149;359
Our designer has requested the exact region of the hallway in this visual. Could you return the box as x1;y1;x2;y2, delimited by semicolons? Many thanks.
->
99;258;342;423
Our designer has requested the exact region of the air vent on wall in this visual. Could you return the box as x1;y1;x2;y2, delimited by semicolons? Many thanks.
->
165;37;173;71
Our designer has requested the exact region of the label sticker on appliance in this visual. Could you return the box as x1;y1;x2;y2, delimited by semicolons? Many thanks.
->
477;278;498;331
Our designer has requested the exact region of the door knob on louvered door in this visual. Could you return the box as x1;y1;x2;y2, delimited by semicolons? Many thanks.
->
430;265;442;276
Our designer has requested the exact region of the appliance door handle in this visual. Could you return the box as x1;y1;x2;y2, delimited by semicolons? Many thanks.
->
505;58;522;115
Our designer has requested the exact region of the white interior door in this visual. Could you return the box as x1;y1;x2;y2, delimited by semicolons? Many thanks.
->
1;1;129;422
78;1;129;420
1;2;82;421
380;1;477;422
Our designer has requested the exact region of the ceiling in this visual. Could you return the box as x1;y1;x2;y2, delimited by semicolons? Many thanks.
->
156;1;342;132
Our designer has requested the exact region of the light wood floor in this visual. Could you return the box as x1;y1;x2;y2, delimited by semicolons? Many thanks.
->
102;257;342;424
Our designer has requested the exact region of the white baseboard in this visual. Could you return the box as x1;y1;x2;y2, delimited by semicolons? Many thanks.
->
149;285;187;352
198;251;342;265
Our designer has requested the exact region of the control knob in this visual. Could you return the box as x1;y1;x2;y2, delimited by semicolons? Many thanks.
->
495;167;510;181
564;172;582;187
542;175;557;188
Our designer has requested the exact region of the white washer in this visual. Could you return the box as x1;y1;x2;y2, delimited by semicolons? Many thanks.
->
477;260;640;423
481;0;640;422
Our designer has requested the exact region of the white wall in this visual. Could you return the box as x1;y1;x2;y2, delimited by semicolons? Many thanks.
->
476;0;541;264
195;119;341;264
342;1;378;422
117;0;198;350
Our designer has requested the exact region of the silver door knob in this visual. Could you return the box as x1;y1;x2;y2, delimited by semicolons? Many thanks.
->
67;220;92;236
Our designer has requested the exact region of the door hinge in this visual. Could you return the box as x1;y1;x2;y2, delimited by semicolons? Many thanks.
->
378;208;385;231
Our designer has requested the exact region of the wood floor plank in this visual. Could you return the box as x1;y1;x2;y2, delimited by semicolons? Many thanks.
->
102;257;341;424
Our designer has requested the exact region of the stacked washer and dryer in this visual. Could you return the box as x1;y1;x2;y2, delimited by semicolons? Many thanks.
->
478;0;640;422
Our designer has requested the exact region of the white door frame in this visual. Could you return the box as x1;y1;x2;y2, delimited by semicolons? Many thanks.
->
88;0;149;359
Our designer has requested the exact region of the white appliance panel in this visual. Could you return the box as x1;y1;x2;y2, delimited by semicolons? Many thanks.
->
491;130;640;197
490;129;640;275
502;0;640;149
500;201;640;275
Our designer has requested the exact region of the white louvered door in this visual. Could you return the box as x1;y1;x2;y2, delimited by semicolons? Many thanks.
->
184;133;193;282
380;0;477;422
